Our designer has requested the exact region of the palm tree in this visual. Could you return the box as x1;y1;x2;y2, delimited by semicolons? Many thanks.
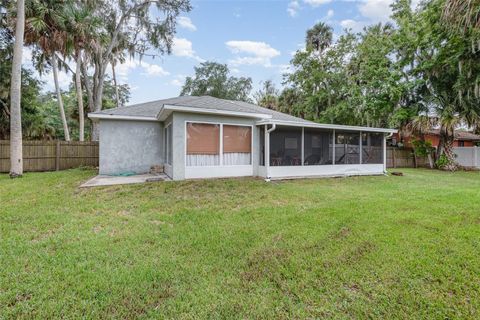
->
254;80;279;110
65;4;98;141
24;0;71;141
305;22;333;53
443;0;480;32
9;0;25;178
409;91;480;170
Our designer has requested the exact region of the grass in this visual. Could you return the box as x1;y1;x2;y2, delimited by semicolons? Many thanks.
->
1;168;479;319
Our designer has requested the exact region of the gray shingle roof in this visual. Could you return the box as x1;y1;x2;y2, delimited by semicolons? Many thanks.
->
92;95;311;123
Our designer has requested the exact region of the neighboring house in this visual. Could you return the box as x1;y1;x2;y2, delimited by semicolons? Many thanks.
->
88;96;396;180
392;130;480;148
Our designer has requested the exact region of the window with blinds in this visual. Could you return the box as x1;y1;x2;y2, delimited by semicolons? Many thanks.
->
186;123;220;166
185;123;252;166
223;125;251;165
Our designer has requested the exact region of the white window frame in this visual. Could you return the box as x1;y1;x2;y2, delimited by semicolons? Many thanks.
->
184;121;254;168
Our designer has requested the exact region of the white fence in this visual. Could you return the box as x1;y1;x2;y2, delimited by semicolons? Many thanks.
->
454;147;480;168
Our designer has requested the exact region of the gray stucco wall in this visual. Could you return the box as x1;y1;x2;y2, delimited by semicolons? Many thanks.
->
99;119;163;175
170;112;260;180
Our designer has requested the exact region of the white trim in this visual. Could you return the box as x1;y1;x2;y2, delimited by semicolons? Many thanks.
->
359;131;363;164
88;113;159;121
160;104;272;121
301;127;304;166
383;135;387;173
332;129;336;165
219;124;224;166
266;164;384;179
256;119;397;134
185;165;253;179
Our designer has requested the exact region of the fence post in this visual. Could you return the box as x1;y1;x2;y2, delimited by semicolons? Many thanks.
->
55;141;60;171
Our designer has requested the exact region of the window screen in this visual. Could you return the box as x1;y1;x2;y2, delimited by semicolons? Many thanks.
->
304;129;333;165
223;125;252;165
186;123;220;166
269;127;302;166
335;132;360;164
362;132;383;164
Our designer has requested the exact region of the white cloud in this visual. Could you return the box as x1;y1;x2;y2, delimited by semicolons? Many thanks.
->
287;1;300;17
170;79;183;86
172;37;203;61
226;40;281;67
170;74;186;86
358;0;392;22
326;9;334;19
177;16;197;31
113;59;170;82
340;19;366;32
141;63;170;77
303;0;331;7
357;0;420;23
226;41;280;59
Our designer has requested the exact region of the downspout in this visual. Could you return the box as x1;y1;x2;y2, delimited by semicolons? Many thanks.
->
265;123;276;181
384;132;394;174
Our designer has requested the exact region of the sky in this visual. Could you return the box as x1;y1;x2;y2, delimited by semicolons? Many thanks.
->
23;0;419;105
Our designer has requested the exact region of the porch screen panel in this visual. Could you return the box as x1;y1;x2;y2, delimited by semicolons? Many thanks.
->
223;125;252;165
304;129;333;165
186;123;220;166
335;132;360;164
362;132;383;164
269;127;302;166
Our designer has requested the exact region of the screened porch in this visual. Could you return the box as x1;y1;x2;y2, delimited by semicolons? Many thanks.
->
259;125;386;178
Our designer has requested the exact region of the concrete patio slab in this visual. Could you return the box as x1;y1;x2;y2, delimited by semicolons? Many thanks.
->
80;173;170;188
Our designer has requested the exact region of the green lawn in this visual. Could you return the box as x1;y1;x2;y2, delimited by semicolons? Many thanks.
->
1;169;479;319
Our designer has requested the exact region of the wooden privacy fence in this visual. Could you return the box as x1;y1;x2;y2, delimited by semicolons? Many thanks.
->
0;142;423;173
386;147;428;168
0;140;98;173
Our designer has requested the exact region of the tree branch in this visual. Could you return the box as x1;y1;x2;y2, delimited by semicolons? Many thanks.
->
54;53;75;74
104;0;160;65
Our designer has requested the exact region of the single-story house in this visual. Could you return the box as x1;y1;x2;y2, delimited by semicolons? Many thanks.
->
391;130;480;148
88;96;397;181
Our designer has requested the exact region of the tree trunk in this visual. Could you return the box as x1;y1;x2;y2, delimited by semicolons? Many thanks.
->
9;0;25;178
438;128;457;171
76;53;85;141
52;54;71;141
90;64;107;141
112;61;120;108
442;138;457;171
80;54;94;113
427;153;434;169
